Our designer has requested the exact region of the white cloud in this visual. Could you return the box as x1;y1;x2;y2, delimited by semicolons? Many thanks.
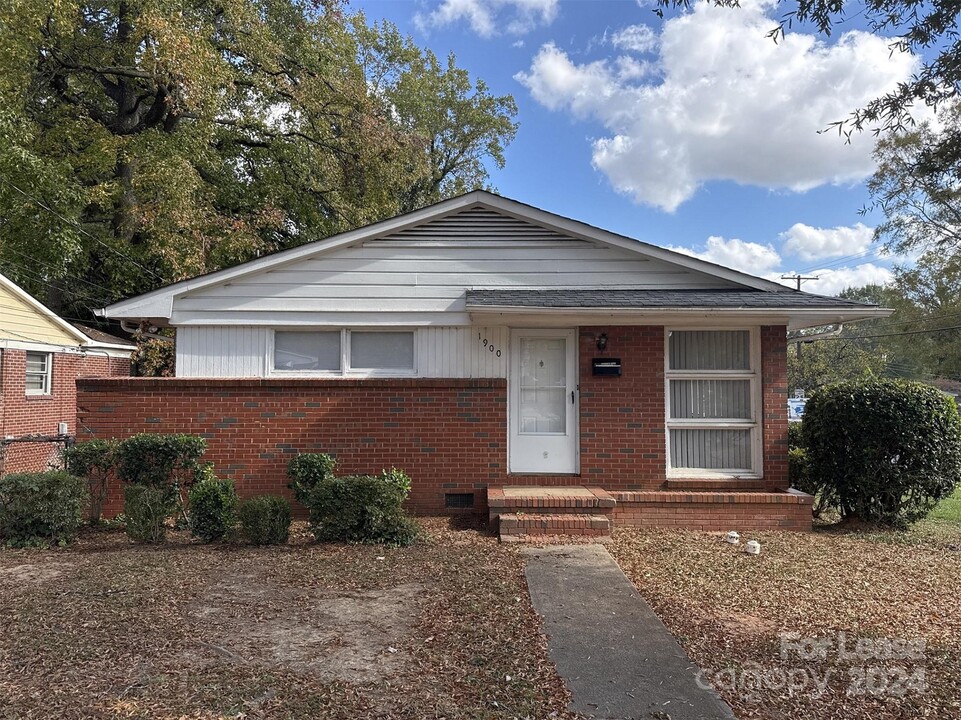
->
780;222;875;261
671;235;782;275
773;263;894;295
611;24;658;53
415;0;558;37
515;1;919;211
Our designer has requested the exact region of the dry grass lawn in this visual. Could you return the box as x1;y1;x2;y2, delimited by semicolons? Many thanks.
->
609;514;961;720
0;518;579;720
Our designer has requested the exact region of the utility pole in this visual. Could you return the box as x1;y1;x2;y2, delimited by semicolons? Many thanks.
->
782;274;820;358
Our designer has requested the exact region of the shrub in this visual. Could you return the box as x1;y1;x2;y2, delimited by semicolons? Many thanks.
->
804;379;961;527
238;495;291;545
0;471;88;546
188;477;238;542
124;484;177;543
62;439;118;522
116;433;208;488
287;453;336;506
378;467;412;495
308;474;419;546
787;422;804;450
788;446;835;519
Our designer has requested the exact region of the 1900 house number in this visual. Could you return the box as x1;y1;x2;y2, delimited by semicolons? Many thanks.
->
478;333;502;357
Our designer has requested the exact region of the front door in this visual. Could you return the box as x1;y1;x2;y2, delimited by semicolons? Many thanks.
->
509;329;578;474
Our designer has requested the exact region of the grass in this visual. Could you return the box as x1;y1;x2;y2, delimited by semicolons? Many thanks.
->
929;486;961;522
0;518;581;720
608;509;961;720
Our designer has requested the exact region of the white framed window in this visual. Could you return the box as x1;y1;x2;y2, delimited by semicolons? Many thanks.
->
665;329;760;477
25;351;52;396
271;329;416;376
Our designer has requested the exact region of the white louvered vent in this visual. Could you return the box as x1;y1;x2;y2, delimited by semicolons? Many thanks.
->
373;206;573;244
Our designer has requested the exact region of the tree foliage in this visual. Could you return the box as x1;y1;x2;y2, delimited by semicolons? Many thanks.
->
0;1;517;319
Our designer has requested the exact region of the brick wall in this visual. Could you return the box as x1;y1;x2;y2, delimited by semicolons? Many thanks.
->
0;349;131;474
75;324;791;515
611;490;812;531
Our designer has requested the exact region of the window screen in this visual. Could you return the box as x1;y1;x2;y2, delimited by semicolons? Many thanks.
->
273;331;341;371
350;332;414;370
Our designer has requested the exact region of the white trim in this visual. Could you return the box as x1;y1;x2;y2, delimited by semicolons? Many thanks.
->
664;327;763;479
0;272;90;345
25;350;53;396
100;191;798;321
267;328;418;378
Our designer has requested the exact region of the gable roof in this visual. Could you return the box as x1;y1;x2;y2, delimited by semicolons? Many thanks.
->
99;191;795;320
0;271;91;345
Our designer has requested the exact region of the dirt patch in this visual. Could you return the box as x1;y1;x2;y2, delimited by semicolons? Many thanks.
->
191;568;423;684
0;562;68;585
715;612;780;639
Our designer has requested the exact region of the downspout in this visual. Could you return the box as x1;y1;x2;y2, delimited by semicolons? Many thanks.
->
120;320;174;343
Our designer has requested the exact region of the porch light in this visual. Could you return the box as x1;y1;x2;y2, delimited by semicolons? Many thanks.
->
596;333;608;350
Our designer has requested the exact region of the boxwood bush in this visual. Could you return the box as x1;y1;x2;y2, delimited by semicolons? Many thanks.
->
115;433;207;489
287;453;336;506
124;484;177;543
307;474;419;546
804;379;961;527
238;495;291;545
62;439;118;522
0;471;88;546
188;477;238;542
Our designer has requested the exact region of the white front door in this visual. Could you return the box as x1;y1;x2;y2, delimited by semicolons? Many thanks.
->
509;329;578;474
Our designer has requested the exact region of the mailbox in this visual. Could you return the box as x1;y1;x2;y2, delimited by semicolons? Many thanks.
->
592;358;621;376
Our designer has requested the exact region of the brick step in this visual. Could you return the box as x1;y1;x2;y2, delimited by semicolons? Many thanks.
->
488;485;616;513
498;513;612;543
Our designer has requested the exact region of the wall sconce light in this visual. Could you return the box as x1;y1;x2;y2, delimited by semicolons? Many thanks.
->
596;333;608;351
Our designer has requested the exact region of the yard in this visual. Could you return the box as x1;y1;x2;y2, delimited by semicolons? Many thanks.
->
609;488;961;720
0;518;577;720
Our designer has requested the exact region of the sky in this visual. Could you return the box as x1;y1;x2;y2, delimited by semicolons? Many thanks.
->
353;0;921;296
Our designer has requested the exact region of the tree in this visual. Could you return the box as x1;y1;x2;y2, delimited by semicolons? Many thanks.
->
0;1;517;320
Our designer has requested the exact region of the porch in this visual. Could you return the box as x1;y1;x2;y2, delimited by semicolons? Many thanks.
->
488;485;813;542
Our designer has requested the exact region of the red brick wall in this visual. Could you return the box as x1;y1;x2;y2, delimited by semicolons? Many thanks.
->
75;324;791;514
0;349;131;474
611;490;811;531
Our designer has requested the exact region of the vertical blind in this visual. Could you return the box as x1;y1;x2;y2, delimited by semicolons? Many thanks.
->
669;330;750;370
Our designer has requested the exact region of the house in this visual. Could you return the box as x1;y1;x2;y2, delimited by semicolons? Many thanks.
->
88;192;891;534
0;272;134;474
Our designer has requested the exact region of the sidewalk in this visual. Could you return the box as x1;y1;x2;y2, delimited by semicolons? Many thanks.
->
522;544;736;720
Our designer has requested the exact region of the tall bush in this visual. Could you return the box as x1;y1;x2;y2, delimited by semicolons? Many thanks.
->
287;453;336;506
124;484;177;543
308;474;419;546
804;379;961;527
188;477;238;542
238;495;291;545
0;471;88;546
62;439;118;522
116;433;208;521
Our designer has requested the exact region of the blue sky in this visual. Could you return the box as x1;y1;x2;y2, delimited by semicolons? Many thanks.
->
354;0;919;295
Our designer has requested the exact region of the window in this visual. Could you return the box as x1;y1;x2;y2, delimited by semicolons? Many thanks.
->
25;352;52;396
666;330;758;475
272;330;415;375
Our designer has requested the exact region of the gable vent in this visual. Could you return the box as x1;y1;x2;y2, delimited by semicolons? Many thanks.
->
382;206;573;244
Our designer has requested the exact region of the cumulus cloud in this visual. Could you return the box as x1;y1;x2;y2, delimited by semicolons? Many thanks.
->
515;1;918;211
780;222;874;261
611;24;658;53
774;263;894;296
670;235;782;275
415;0;558;37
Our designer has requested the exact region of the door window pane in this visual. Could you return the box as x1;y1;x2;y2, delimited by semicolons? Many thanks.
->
669;330;750;370
670;429;752;470
274;332;340;371
670;379;752;419
520;388;566;433
518;336;567;434
350;332;414;370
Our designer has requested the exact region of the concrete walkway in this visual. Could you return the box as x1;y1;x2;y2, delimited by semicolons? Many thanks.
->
522;545;735;720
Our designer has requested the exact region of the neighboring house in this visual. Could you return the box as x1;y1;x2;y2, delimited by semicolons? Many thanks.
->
0;272;134;473
89;192;891;531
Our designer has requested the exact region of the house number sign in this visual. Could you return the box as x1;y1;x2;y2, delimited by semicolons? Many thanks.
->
477;332;502;357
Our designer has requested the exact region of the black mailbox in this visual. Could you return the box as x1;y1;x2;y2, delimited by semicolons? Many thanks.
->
592;358;622;376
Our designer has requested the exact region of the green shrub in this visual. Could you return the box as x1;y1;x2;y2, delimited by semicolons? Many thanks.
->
62;439;118;522
0;471;88;546
789;446;835;519
308;474;419;546
238;495;291;545
287;453;336;506
804;379;961;527
188;477;238;542
124;484;177;543
115;433;208;488
378;467;412;495
787;422;804;450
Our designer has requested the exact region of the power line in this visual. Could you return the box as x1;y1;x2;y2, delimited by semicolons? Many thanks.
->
0;175;165;282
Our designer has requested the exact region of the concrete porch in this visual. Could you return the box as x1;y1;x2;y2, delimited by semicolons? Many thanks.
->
487;485;813;542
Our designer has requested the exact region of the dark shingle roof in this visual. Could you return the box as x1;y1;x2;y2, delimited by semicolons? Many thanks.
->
464;289;879;310
72;322;137;346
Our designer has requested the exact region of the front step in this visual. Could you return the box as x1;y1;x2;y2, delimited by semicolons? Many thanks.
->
498;513;612;543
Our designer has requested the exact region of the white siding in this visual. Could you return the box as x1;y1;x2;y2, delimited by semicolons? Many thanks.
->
176;326;508;378
176;326;267;377
171;207;739;327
